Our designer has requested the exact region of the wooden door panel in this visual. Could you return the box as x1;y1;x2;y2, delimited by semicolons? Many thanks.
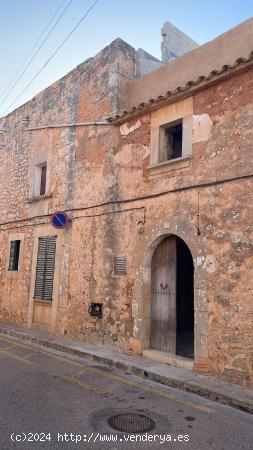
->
33;303;44;325
151;237;176;353
33;302;52;328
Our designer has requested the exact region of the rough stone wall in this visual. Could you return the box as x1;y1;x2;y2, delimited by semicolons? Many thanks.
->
58;68;253;386
191;70;253;385
0;39;136;327
131;69;253;385
0;228;33;324
0;36;252;387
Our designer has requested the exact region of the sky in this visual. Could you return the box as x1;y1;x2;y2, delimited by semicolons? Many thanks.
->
0;0;252;117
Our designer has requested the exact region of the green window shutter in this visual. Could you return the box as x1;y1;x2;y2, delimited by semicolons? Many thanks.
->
34;236;56;300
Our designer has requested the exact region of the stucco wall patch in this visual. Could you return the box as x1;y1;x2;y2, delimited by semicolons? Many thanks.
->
203;254;216;273
120;120;141;136
192;114;213;143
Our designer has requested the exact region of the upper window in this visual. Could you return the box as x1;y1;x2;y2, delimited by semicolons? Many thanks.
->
8;240;21;271
159;119;183;162
34;163;47;196
40;164;47;195
149;97;193;170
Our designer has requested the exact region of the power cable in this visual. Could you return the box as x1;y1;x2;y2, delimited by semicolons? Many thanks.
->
0;0;69;107
0;0;73;110
0;172;253;230
3;0;99;117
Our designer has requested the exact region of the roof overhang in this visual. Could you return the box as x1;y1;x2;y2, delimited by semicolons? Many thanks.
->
108;53;253;125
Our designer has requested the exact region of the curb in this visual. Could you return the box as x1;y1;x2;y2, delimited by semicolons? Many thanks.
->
0;326;252;415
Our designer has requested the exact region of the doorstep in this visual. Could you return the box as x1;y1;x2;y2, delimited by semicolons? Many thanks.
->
142;349;194;370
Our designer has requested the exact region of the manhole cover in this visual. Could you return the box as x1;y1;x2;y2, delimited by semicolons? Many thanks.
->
108;413;155;433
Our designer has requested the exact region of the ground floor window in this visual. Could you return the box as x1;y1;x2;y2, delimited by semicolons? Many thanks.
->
34;236;57;301
8;240;21;271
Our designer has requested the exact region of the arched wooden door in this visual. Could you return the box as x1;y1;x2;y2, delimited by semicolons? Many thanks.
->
151;236;176;353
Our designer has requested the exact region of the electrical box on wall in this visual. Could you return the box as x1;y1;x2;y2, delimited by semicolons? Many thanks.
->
88;302;103;318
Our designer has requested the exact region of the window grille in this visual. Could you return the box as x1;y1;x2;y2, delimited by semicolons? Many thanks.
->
114;256;127;275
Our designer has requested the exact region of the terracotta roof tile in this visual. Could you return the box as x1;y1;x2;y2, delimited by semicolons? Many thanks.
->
108;18;253;123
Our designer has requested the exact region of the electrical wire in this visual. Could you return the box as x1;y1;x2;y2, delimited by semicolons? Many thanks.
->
0;172;252;230
2;0;99;117
0;0;73;110
0;0;67;100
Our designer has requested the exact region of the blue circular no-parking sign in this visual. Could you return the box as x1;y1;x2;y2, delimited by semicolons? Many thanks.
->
50;211;69;229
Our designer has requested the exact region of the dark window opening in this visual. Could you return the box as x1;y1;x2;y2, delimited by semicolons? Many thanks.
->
160;120;183;161
40;164;47;196
8;240;21;271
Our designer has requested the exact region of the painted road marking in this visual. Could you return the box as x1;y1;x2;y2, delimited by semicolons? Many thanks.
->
54;372;117;395
22;352;37;359
0;349;37;366
0;340;116;396
0;336;47;357
0;343;16;351
0;336;212;414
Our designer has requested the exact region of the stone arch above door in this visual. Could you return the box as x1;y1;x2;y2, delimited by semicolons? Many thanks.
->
132;217;211;371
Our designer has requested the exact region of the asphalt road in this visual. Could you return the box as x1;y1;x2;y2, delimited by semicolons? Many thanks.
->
0;335;252;450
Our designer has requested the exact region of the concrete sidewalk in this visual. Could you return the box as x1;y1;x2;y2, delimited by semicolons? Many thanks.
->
0;321;252;414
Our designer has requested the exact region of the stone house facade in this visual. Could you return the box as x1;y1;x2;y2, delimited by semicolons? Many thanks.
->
0;18;253;386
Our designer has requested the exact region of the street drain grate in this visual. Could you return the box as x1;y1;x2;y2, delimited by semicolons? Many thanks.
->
108;413;155;433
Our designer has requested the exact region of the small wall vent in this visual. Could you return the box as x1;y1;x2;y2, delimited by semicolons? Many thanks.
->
114;256;127;276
